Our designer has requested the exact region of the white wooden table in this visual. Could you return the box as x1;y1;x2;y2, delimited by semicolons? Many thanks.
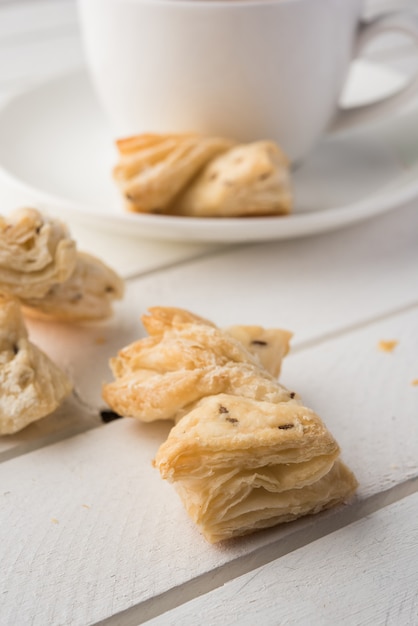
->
0;2;417;625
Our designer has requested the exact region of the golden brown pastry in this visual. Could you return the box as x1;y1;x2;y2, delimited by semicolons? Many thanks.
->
171;142;292;217
104;307;357;542
114;133;234;214
102;306;292;422
113;133;292;217
155;394;357;542
22;251;125;322
0;294;73;434
225;324;293;379
0;207;77;298
0;208;124;321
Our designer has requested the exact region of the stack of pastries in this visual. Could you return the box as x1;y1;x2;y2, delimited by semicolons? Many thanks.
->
0;207;124;434
0;209;356;541
103;307;357;543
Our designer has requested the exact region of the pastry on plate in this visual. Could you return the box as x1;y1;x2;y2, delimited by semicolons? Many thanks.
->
113;133;292;217
0;294;72;434
171;141;292;217
114;133;234;214
102;306;293;422
104;307;357;542
0;208;124;321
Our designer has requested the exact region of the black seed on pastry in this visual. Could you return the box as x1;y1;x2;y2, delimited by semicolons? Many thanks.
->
12;344;19;355
105;285;115;293
289;392;296;399
226;417;239;425
100;409;123;423
47;285;58;296
251;340;268;346
278;424;294;430
70;293;83;302
218;405;229;414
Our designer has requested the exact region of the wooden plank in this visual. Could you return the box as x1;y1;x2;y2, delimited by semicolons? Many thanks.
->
0;306;417;625
0;393;101;463
118;201;418;347
277;306;418;497
145;491;418;626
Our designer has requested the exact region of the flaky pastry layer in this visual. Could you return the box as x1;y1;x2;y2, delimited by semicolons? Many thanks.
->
104;307;357;542
113;133;292;217
0;294;72;434
0;208;124;321
103;306;292;422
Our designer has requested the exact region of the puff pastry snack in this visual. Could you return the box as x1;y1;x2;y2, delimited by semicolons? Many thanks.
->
102;307;293;422
113;133;292;217
22;251;124;322
103;307;357;542
0;208;124;321
156;398;356;542
0;207;76;298
171;141;292;217
0;294;72;434
114;134;234;214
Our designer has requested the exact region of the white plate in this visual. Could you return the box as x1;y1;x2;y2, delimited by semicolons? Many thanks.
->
0;63;417;243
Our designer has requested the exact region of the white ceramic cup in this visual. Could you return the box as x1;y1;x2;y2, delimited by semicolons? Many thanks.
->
78;0;418;164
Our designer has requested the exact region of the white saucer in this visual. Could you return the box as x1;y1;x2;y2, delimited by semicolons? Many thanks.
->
0;63;417;243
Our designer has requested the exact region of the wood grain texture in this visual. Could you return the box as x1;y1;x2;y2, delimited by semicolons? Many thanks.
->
145;491;418;626
0;306;417;625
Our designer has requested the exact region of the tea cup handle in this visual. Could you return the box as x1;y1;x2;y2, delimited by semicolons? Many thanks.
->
329;12;418;133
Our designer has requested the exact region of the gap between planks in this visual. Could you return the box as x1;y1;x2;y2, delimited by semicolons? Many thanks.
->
290;299;418;353
92;475;418;626
120;243;242;282
0;390;102;465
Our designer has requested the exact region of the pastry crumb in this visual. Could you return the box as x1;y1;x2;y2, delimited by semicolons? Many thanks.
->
411;379;418;386
377;339;398;352
82;504;90;509
51;517;59;524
